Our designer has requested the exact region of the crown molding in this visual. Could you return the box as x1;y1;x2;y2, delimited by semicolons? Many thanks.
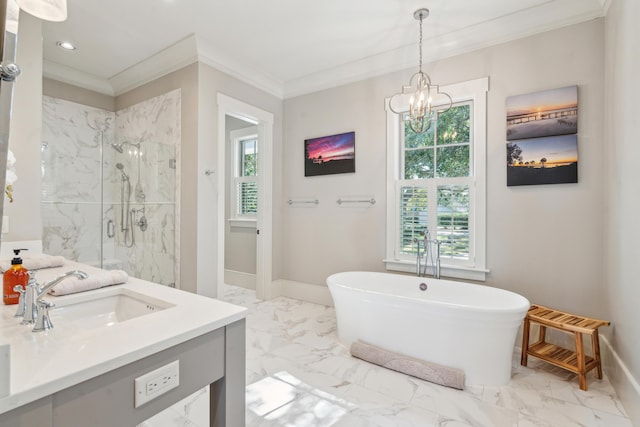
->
75;34;285;99
43;60;114;96
108;35;199;96
194;35;284;99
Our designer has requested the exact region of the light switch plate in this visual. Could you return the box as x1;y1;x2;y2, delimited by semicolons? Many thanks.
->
134;360;179;407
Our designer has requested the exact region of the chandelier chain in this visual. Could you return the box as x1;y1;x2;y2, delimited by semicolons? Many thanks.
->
418;14;423;72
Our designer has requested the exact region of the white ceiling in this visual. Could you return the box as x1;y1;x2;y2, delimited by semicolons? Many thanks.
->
40;0;607;99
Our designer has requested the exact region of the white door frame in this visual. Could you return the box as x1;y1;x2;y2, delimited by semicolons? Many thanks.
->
217;94;273;300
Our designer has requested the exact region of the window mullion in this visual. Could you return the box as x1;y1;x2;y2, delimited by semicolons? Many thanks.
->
399;119;406;179
433;111;438;179
427;179;438;238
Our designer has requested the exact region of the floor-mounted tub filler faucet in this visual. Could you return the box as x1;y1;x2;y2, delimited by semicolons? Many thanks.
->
17;270;88;332
414;230;442;279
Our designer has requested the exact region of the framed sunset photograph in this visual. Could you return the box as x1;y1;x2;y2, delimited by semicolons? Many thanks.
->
304;131;355;177
507;134;578;186
506;86;578;140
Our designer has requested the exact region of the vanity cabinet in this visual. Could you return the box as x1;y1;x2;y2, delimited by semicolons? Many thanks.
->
0;319;245;427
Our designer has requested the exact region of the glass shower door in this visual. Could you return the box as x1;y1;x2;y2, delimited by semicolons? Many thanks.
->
41;90;180;288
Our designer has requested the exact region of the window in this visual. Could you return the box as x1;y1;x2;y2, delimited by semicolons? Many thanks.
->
230;127;258;226
385;77;488;280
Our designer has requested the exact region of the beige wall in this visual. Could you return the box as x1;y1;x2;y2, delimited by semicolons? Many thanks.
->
604;0;640;423
5;13;42;242
283;79;387;285
43;78;115;111
283;19;606;317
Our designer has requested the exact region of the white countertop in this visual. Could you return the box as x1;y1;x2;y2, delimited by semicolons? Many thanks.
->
0;261;247;415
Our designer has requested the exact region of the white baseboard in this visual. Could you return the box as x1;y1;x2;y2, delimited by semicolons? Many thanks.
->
601;335;640;425
224;269;256;290
272;279;334;307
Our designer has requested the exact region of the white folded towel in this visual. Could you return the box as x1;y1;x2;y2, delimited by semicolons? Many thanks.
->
0;254;66;272
48;270;129;296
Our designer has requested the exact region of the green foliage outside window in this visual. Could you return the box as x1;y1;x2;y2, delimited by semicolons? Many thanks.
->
238;139;258;215
404;104;471;179
241;140;258;176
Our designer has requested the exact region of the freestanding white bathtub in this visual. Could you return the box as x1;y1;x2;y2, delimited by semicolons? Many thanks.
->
327;271;530;385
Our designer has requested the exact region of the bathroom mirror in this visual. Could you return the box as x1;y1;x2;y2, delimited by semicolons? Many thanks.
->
0;0;20;247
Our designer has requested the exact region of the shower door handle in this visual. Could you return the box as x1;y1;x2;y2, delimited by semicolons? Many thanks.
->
107;220;115;238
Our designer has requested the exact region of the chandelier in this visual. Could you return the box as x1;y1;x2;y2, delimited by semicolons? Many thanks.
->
389;8;452;134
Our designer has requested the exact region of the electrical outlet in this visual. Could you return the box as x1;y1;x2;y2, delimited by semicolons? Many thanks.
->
134;360;179;407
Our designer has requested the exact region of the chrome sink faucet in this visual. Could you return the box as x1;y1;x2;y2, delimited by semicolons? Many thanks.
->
19;270;88;331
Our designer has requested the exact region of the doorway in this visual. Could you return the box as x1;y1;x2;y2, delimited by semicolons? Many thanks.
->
224;116;258;288
217;94;274;300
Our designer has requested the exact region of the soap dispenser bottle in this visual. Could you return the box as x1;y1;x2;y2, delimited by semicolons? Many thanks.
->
3;249;29;305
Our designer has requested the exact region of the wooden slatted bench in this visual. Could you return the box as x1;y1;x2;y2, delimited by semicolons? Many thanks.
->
520;304;610;391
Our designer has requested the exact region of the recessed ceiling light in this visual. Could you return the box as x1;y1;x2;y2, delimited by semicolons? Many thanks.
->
56;41;76;51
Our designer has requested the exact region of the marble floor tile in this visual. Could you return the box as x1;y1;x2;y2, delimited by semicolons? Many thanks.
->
140;285;633;427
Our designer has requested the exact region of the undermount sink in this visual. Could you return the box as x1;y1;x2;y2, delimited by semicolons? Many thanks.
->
48;288;175;330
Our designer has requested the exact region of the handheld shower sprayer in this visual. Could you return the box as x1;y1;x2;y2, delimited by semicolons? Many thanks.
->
116;162;129;181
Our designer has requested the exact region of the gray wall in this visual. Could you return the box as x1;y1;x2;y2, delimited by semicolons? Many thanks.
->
604;0;640;424
283;19;606;323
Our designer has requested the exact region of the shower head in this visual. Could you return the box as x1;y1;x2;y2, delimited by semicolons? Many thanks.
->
116;162;129;180
112;141;140;154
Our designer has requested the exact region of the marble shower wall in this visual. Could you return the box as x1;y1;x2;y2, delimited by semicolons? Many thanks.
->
113;89;181;286
41;90;180;287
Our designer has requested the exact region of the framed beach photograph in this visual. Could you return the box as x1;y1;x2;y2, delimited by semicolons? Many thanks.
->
506;86;578;140
506;134;578;186
304;131;355;177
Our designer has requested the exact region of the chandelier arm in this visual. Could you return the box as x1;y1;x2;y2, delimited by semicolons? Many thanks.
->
388;94;405;114
409;117;432;134
435;92;453;113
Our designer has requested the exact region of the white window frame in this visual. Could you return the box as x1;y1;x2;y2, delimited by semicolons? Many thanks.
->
229;126;258;228
384;77;489;281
